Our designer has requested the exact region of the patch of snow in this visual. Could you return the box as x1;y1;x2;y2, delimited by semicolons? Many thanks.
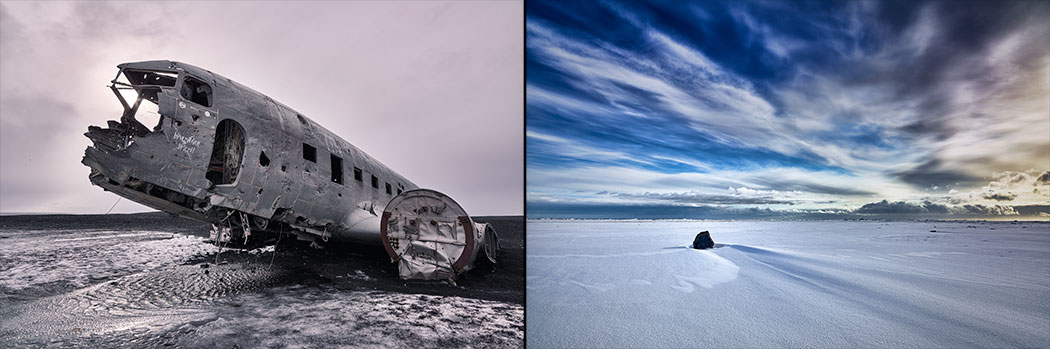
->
179;287;523;348
0;230;212;290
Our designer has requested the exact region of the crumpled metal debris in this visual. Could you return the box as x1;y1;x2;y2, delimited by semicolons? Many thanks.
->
381;189;498;281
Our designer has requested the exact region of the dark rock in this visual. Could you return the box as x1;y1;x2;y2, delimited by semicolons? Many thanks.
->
692;231;714;249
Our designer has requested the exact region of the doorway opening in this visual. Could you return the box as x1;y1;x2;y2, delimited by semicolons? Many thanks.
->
206;119;245;185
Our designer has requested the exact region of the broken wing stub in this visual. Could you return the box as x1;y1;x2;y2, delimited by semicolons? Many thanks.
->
381;189;499;281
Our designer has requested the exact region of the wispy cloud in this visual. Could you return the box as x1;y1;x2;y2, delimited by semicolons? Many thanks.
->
527;0;1050;218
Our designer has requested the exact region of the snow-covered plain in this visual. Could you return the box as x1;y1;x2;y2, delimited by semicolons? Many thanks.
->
527;220;1050;348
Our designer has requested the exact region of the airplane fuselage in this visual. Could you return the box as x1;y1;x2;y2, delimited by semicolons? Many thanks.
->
83;60;498;281
83;60;415;244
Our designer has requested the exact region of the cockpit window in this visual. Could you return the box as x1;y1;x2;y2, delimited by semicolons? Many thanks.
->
116;69;175;104
123;70;177;87
181;76;213;107
111;69;168;134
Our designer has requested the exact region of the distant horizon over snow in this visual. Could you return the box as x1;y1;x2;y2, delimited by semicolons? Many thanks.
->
526;203;1050;221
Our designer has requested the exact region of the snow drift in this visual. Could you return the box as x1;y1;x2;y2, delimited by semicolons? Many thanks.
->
527;220;1050;348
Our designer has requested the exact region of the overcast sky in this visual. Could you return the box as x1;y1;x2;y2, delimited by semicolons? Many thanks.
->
1;1;523;215
527;0;1050;219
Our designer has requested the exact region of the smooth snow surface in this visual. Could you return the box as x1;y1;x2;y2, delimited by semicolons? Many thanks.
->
527;220;1050;348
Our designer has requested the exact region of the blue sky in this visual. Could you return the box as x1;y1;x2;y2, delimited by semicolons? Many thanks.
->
526;0;1050;218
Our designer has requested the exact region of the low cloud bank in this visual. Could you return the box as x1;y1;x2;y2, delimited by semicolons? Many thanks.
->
856;200;949;214
598;190;798;206
971;169;1050;204
982;193;1017;201
1037;171;1050;184
527;200;1049;219
855;200;1022;216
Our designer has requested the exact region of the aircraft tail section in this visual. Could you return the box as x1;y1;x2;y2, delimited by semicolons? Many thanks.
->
380;189;499;282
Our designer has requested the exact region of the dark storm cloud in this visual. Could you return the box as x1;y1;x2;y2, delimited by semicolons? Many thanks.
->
859;1;1041;91
871;1;1050;184
894;158;981;188
1037;171;1050;185
856;200;946;214
853;199;1019;216
1012;205;1050;216
898;119;955;142
982;193;1017;201
958;204;1018;216
922;201;952;214
850;2;1045;119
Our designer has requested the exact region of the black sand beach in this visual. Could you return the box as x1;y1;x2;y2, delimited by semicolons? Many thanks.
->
0;212;523;347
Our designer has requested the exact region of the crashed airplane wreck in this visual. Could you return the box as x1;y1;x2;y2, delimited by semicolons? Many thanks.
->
82;60;498;281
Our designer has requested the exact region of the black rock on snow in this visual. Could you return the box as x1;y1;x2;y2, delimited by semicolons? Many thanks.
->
692;231;714;249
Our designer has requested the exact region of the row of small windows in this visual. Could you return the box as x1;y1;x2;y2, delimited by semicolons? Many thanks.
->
301;142;402;195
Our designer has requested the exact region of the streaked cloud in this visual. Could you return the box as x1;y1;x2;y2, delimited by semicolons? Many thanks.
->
526;0;1049;218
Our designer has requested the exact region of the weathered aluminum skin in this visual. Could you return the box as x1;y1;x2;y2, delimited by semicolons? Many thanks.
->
81;60;494;280
381;189;499;280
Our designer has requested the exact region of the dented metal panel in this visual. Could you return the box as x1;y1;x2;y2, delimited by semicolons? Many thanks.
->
81;60;491;281
381;189;499;280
